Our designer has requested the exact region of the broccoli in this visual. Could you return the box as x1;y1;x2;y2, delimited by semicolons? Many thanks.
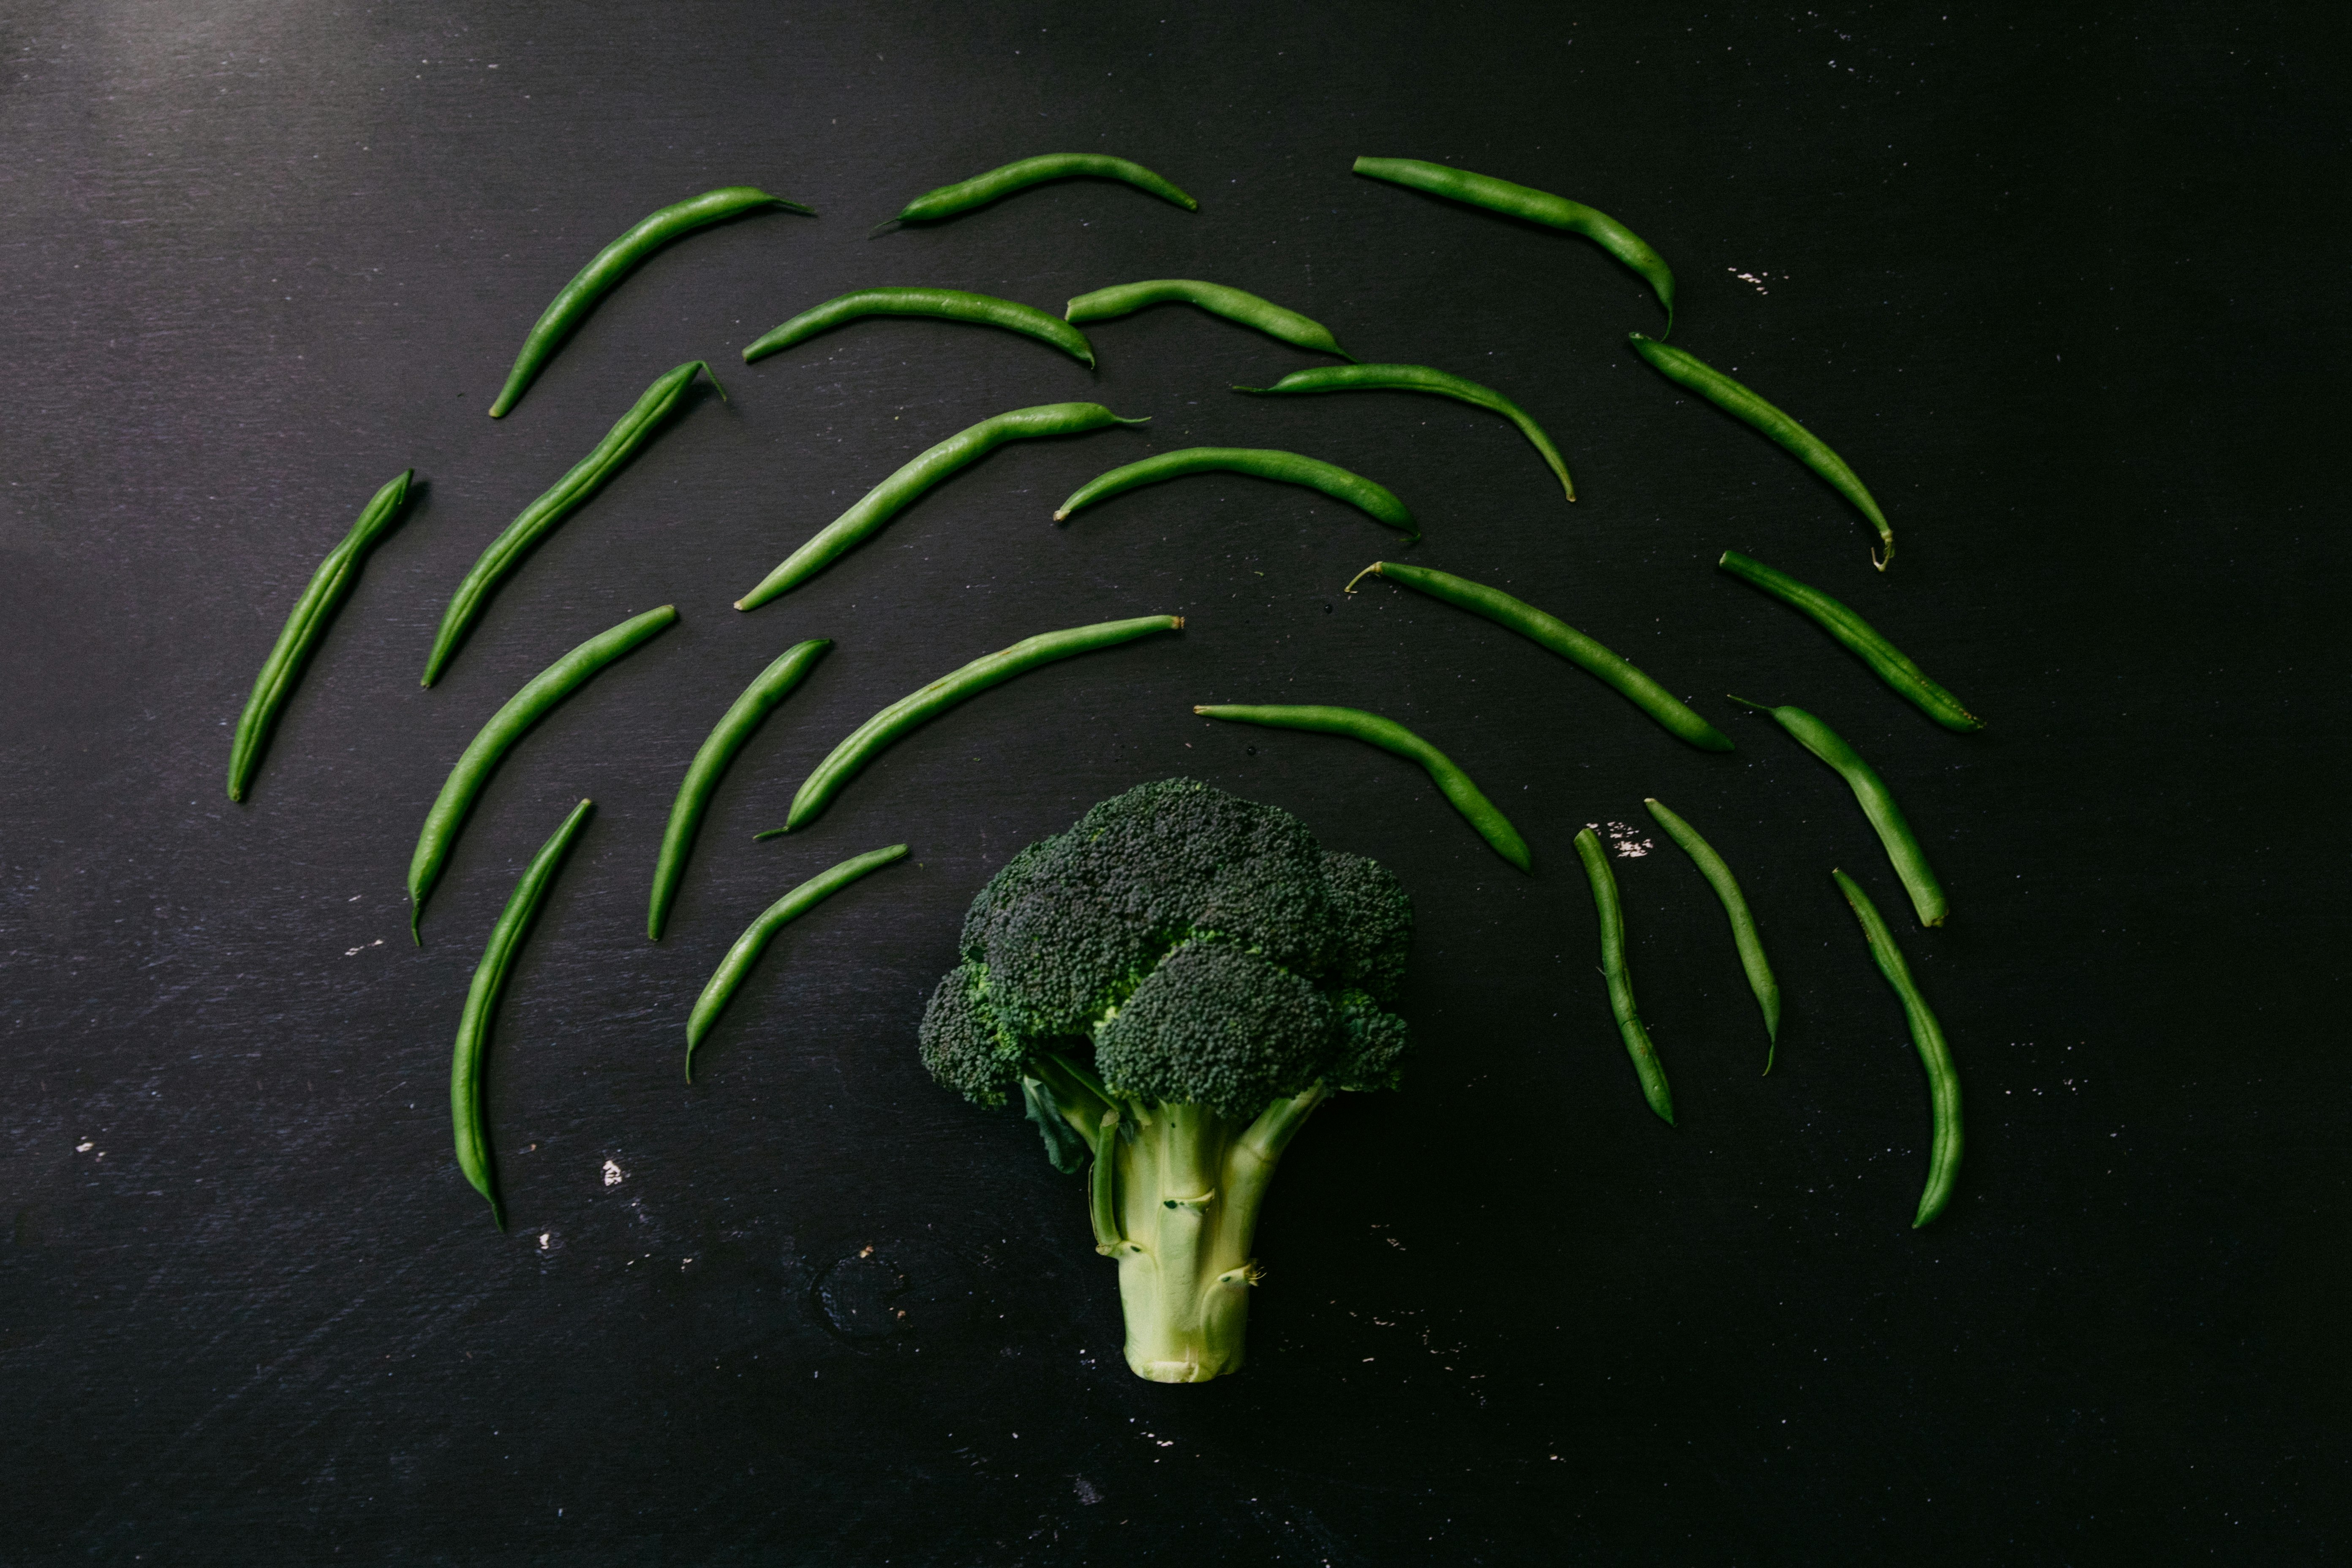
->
918;777;1411;1383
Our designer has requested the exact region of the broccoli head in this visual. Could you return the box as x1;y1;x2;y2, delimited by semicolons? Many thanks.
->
917;777;1412;1382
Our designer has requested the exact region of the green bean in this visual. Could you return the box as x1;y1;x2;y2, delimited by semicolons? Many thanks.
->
1065;280;1353;360
685;843;909;1080
1055;449;1416;539
488;187;810;418
1353;156;1674;332
228;469;413;802
743;288;1094;367
762;615;1184;835
425;362;714;687
1717;551;1981;731
1629;335;1894;569
1831;868;1962;1227
452;796;593;1230
1236;364;1572;500
409;605;677;943
648;640;832;941
1573;827;1674;1125
1191;703;1530;872
885;154;1197;227
1344;561;1729;751
735;403;1146;610
1729;697;1946;927
1642;798;1781;1068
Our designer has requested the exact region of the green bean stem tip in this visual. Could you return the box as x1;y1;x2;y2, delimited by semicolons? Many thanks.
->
1341;561;1386;595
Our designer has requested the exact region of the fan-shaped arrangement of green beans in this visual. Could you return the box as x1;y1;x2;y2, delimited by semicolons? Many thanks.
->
230;153;1977;1235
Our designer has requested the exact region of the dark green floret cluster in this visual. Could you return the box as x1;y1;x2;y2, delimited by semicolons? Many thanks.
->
917;777;1411;1383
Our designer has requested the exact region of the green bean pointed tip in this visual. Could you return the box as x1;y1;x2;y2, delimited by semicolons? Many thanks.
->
1726;693;1775;713
753;826;789;841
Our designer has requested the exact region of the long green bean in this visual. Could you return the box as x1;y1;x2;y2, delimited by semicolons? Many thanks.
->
1056;449;1416;539
685;843;909;1079
452;797;594;1230
1730;697;1946;927
743;288;1094;367
425;362;714;687
1345;561;1729;750
1065;280;1352;359
762;615;1183;834
885;154;1197;226
489;187;810;418
1236;364;1573;500
1573;827;1673;1125
735;403;1145;609
409;605;677;943
1642;798;1781;1067
1832;868;1962;1228
648;640;832;941
228;469;414;802
1718;551;1980;730
1630;335;1894;569
1192;703;1530;872
1353;156;1674;332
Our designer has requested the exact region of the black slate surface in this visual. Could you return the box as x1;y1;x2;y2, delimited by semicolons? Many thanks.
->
3;4;2344;1563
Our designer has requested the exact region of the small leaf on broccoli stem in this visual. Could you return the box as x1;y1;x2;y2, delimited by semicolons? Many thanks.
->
1022;1076;1092;1174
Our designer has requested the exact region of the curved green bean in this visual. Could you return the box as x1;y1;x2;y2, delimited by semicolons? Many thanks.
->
488;187;810;418
743;288;1094;367
452;796;594;1230
1731;697;1946;927
425;362;713;687
763;615;1184;834
1345;561;1729;750
885;154;1197;226
228;469;414;802
1718;551;1980;731
1055;449;1416;539
1236;364;1572;500
735;402;1146;610
1642;798;1781;1067
685;842;909;1079
1191;703;1530;872
647;640;832;941
1832;868;1962;1228
1630;335;1894;569
409;605;677;943
1065;280;1352;360
1573;827;1673;1124
1353;156;1674;332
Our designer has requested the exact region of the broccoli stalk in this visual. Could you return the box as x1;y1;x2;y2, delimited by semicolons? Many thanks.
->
919;779;1412;1383
1037;1052;1330;1380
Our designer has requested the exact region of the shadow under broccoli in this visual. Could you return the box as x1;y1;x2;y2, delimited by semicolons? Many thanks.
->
919;777;1412;1383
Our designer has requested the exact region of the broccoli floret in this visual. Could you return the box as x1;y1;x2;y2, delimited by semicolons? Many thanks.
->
917;777;1413;1383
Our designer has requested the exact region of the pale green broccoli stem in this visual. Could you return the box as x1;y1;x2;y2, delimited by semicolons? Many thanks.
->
1110;1084;1331;1383
1089;1111;1135;1254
